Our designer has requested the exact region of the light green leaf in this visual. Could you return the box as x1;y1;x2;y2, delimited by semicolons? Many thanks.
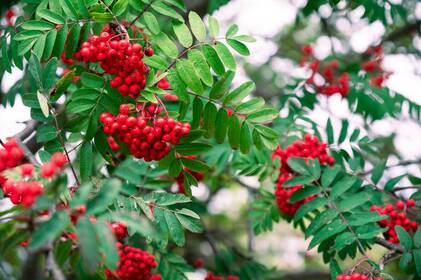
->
173;21;193;48
188;11;206;42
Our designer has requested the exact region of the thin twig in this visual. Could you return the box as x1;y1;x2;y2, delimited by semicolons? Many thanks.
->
361;159;421;176
128;0;157;28
46;247;66;280
374;237;404;253
51;108;80;187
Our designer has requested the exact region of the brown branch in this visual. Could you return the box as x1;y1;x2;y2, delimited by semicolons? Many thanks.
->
374;237;404;253
361;159;421;176
382;20;421;43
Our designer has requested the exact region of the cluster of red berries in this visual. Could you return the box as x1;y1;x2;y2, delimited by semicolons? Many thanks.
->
336;273;383;280
175;155;204;194
5;9;15;26
100;103;190;161
1;153;67;208
74;26;152;99
301;45;350;97
105;243;161;280
205;272;238;280
110;222;128;240
370;199;418;243
362;45;391;88
0;138;24;173
272;134;334;216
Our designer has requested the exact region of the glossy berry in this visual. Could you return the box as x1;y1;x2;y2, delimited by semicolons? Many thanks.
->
110;222;128;240
272;134;334;216
370;201;418;243
0;138;24;172
105;243;161;280
51;152;67;168
205;272;239;280
144;47;154;57
193;258;204;269
20;163;34;177
74;27;149;99
336;273;383;280
100;103;190;161
40;162;56;178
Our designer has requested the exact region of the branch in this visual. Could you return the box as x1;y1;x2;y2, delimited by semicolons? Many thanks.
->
382;20;421;43
374;237;404;253
361;159;421;176
46;246;66;280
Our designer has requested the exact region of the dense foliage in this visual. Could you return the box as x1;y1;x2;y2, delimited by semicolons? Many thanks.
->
0;0;420;279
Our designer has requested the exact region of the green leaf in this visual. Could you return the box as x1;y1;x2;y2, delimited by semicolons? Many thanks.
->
236;97;265;114
214;108;229;143
65;24;81;57
167;70;189;103
80;142;93;181
338;119;349;144
86;179;122;215
348;212;388;226
414;250;421;276
331;176;358;199
29;211;70;249
18;40;36;56
53;24;68;57
326;118;334;144
202;44;225;75
151;1;184;22
164;211;185;246
308;219;346;249
144;12;160;35
169;159;182;177
320;165;341;188
240;122;252;154
188;11;206;42
187;49;213;87
173;21;193;48
76;217;100;274
81;72;104;88
228;116;240;149
59;0;79;20
224;81;255;105
176;212;203;233
287;157;310;175
283;176;315;188
414;227;421;248
15;30;44;41
371;161;386;184
33;34;47;60
175;143;212;155
294;197;328;221
305;208;338;238
37;9;65;24
181;157;209;172
384;175;405;192
112;0;129;16
209;71;235;100
248;108;278;123
227;39;250;56
21;20;55;31
208;16;220;38
191;97;203;129
396;226;413;250
144;55;168;69
154;32;178;59
214;42;236;71
225;24;239;37
43;29;58;60
94;222;118;270
203;102;217;137
176;59;203;94
290;185;320;203
400;252;413;271
336;192;371;212
77;0;90;18
37;124;57;142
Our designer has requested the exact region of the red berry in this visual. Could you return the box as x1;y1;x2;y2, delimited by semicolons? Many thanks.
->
51;153;67;168
396;200;405;210
145;47;154;57
40;163;56;178
407;199;415;208
20;163;34;177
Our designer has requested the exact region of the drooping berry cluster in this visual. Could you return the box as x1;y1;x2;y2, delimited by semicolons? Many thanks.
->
100;103;190;161
105;243;161;280
336;273;383;280
175;155;204;194
362;45;391;88
300;45;350;97
204;272;239;280
0;138;24;173
74;27;149;99
272;134;334;216
110;222;128;240
1;152;67;207
370;199;418;243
